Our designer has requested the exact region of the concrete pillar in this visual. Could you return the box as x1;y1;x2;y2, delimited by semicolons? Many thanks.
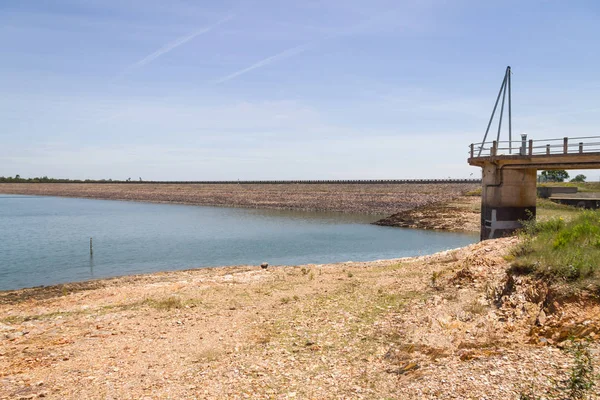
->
480;162;537;240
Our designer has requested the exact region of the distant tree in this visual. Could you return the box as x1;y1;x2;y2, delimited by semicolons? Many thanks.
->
15;174;20;180
540;170;570;182
570;174;587;183
139;177;142;182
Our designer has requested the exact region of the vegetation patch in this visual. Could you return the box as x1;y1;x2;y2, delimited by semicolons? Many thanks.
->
142;296;197;310
465;187;482;196
519;338;597;400
538;181;600;193
512;210;600;283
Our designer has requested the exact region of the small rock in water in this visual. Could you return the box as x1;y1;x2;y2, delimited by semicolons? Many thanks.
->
260;262;269;269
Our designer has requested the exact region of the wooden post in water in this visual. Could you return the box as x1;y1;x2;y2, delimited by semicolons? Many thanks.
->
90;237;93;256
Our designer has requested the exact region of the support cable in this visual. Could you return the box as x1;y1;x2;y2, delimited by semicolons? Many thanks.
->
497;71;508;144
508;66;512;154
478;71;508;156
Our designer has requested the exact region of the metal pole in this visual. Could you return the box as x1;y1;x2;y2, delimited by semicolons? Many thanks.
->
496;71;508;144
507;66;512;154
478;73;507;156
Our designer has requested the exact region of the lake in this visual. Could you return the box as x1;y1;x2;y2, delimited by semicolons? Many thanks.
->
0;194;477;291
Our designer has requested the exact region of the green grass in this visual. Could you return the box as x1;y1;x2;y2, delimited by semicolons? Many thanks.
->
538;181;600;193
511;210;600;282
537;198;577;211
537;198;582;221
465;187;482;196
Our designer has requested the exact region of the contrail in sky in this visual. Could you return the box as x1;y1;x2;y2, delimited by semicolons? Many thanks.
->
213;42;313;84
212;7;399;85
120;15;233;76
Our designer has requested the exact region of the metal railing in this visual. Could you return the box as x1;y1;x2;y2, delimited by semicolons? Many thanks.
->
470;136;600;158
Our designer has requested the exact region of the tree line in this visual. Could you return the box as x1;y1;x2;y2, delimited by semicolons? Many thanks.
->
0;175;483;184
0;175;128;183
539;170;587;183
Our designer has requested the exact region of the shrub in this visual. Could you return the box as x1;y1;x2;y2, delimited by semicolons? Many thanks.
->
565;339;596;400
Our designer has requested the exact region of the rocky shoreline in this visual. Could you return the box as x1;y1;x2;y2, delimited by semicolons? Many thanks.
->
1;238;598;399
374;195;480;232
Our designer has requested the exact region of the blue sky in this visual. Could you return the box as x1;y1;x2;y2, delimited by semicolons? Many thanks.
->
1;0;599;180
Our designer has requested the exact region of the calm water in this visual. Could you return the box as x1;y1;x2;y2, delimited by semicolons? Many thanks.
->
0;195;477;291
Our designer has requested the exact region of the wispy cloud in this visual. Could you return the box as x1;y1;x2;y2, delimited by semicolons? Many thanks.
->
120;14;233;76
213;41;313;84
212;6;410;84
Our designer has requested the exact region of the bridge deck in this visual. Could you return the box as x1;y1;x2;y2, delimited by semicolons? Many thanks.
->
468;136;600;169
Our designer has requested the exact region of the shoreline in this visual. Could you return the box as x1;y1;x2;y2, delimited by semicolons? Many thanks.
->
2;237;598;399
0;255;415;305
0;228;478;296
1;185;481;294
374;195;480;232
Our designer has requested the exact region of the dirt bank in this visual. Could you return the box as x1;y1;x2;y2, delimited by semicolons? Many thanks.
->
1;238;598;399
0;183;479;215
374;195;480;232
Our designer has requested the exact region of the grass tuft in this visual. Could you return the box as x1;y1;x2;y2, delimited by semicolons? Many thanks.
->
565;339;596;399
465;188;482;196
143;296;184;310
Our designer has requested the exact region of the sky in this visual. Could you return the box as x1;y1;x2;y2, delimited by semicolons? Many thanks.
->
1;0;599;180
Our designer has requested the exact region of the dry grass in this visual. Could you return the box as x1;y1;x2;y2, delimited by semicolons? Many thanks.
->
143;296;185;310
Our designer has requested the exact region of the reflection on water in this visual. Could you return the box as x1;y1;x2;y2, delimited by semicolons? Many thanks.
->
244;208;385;224
0;194;477;291
89;254;95;277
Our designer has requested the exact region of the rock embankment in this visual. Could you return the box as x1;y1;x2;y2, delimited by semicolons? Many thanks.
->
0;182;479;215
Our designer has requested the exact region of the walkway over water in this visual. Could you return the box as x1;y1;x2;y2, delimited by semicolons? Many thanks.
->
467;135;600;240
468;136;600;169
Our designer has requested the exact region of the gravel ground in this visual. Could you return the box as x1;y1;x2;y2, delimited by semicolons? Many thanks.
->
0;183;479;215
375;196;481;232
1;238;598;399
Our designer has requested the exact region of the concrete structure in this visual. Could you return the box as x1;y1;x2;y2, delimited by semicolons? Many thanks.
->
550;193;600;209
468;136;600;240
537;186;577;199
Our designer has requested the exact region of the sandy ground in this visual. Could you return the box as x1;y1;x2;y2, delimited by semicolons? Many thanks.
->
2;238;599;399
0;183;479;215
